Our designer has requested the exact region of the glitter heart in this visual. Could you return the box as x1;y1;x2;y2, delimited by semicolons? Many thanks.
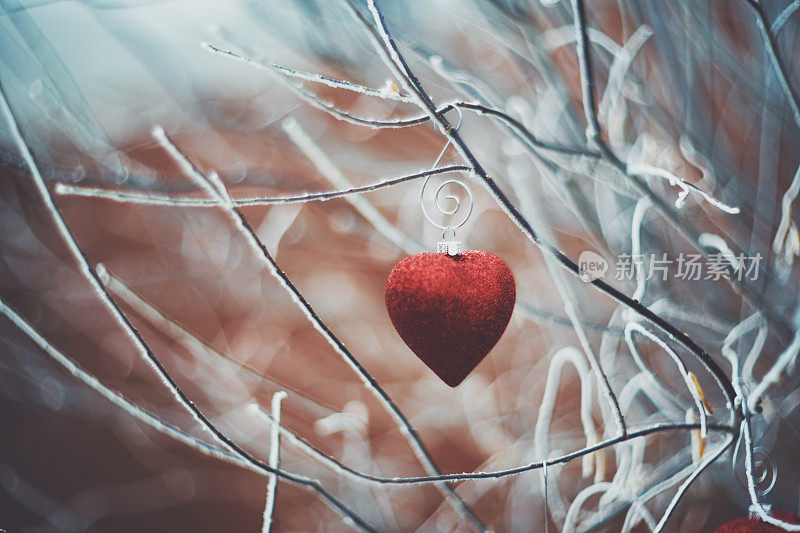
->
385;250;515;387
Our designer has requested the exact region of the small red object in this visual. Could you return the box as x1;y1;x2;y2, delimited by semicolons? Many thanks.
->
385;250;515;387
714;510;800;532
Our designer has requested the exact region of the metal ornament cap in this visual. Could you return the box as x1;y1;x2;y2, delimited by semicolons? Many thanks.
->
385;250;515;387
436;240;462;256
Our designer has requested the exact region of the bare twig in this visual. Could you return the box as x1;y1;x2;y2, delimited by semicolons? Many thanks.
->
54;165;470;207
262;391;287;533
256;399;731;484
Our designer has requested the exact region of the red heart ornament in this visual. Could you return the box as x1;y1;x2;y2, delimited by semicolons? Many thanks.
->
385;250;515;387
714;510;800;532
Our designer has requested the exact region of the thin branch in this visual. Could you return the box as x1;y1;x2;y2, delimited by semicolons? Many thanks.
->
204;42;429;130
262;391;287;533
255;408;732;484
570;0;604;145
627;163;740;214
772;0;800;34
455;101;598;156
54;165;469;208
273;64;413;103
208;41;597;160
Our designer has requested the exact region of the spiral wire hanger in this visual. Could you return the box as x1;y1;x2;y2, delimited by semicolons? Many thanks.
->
732;440;778;517
420;107;473;256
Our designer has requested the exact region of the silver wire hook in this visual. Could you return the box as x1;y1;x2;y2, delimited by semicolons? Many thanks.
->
734;443;778;500
420;106;473;244
751;448;777;496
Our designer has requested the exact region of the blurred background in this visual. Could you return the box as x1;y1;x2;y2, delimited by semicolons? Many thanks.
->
1;0;799;531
